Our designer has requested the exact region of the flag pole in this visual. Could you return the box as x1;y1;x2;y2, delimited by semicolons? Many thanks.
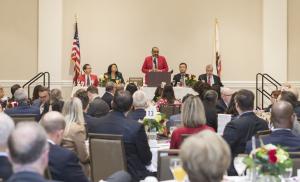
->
213;18;218;74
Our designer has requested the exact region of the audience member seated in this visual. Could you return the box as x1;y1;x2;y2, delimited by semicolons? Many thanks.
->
202;90;218;132
50;89;64;112
40;111;90;182
264;90;281;112
245;101;300;153
0;113;14;181
87;86;109;117
0;86;9;108
31;85;43;106
225;92;238;121
74;89;99;134
6;84;21;108
5;88;40;119
102;82;115;109
125;83;138;96
192;81;211;100
223;89;268;175
89;90;152;182
62;98;90;177
152;86;163;102
156;84;181;110
104;63;125;84
127;90;148;121
216;87;234;114
170;95;214;149
6;122;51;182
32;86;50;117
198;64;223;87
167;94;193;130
180;130;231;182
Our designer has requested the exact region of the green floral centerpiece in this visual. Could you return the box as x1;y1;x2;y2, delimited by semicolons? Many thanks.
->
243;144;293;180
143;112;166;133
185;74;197;87
99;74;108;87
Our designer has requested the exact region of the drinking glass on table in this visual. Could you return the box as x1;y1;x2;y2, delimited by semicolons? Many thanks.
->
169;158;186;182
234;155;247;176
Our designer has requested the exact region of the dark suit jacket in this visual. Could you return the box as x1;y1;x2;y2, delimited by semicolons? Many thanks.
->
172;73;189;86
127;109;146;121
198;74;223;87
48;143;89;182
7;171;53;182
87;97;110;118
89;111;152;182
0;155;12;181
102;92;114;109
4;102;41;121
216;99;227;114
223;112;268;175
245;129;300;154
84;113;101;134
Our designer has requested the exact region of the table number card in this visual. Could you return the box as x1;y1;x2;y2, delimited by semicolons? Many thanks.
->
145;105;157;119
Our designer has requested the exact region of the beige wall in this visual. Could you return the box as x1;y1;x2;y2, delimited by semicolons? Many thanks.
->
0;0;38;80
288;0;300;81
62;0;262;82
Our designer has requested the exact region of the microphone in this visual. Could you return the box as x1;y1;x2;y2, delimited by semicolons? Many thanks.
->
169;69;173;74
153;58;157;69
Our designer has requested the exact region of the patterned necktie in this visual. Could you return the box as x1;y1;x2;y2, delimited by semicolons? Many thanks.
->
87;76;90;86
207;76;211;85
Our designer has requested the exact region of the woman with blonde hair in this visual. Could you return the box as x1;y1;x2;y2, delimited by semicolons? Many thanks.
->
180;130;231;182
62;97;90;177
170;95;214;149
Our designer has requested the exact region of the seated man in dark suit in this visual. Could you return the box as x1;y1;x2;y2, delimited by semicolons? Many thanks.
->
172;62;189;86
216;87;234;114
40;111;90;182
198;64;223;87
223;89;268;175
89;90;153;182
127;90;147;121
74;89;101;134
87;86;110;118
5;88;40;120
102;82;115;109
0;113;14;181
7;122;53;182
245;101;300;153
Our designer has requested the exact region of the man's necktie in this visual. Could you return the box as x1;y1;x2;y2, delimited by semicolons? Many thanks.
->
208;76;211;86
87;76;91;86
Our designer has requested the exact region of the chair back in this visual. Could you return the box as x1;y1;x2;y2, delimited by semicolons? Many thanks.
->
159;104;181;119
129;77;143;87
10;114;38;124
89;133;127;182
44;167;52;180
255;130;271;138
288;152;300;176
157;149;180;181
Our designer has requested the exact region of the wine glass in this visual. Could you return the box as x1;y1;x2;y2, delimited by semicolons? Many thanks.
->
234;156;247;176
169;158;186;182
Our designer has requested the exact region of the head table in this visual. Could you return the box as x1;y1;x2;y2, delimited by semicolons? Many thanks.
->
71;86;198;101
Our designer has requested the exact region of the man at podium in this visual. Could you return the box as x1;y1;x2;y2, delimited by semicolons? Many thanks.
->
141;47;169;84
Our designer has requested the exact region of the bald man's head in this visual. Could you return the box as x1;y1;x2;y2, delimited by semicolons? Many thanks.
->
271;101;295;129
40;111;66;134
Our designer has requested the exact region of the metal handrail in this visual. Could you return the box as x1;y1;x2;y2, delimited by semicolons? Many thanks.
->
22;72;50;97
256;73;281;109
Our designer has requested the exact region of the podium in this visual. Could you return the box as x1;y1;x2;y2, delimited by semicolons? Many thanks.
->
146;72;171;87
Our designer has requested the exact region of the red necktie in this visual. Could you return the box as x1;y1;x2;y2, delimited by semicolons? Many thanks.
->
208;76;211;85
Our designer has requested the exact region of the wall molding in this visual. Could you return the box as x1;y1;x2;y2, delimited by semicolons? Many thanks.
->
1;80;300;88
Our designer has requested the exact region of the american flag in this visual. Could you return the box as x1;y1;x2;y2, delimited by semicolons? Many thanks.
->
71;22;81;85
215;19;222;78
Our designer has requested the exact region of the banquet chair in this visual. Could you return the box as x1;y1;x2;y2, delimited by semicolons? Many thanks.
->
157;149;180;181
10;114;38;124
288;152;300;176
88;133;127;182
159;104;181;119
44;167;52;180
255;130;271;138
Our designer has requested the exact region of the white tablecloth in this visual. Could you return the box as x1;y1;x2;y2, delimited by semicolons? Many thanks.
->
71;86;197;101
147;140;170;172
